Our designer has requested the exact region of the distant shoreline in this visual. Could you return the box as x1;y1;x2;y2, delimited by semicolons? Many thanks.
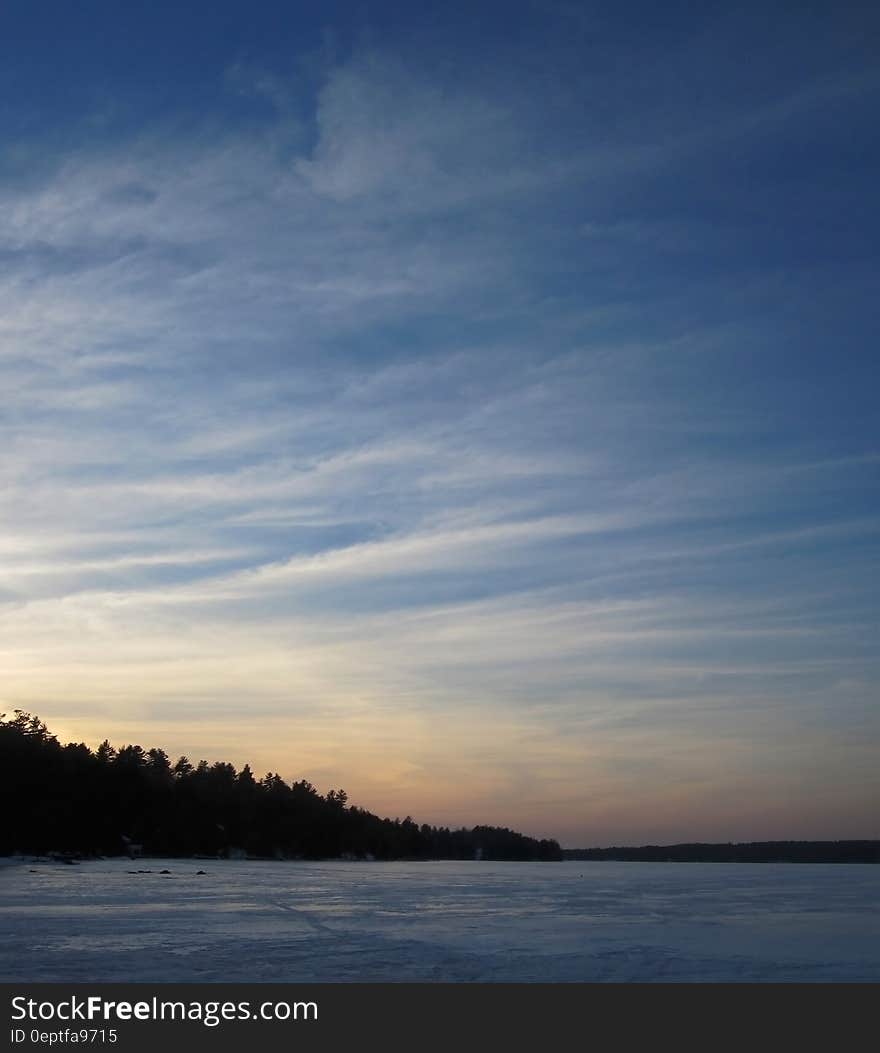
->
563;840;880;863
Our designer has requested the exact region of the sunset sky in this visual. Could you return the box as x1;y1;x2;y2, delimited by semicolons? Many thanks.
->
2;2;878;846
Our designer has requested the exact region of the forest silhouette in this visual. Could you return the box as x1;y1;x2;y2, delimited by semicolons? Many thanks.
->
564;842;879;864
0;711;562;862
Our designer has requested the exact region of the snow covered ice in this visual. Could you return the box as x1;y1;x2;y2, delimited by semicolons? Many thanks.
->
2;857;878;982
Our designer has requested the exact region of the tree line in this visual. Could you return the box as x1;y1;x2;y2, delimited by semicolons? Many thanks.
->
0;711;562;862
563;842;880;863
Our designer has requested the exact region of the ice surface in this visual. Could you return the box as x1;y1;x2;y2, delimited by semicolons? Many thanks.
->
1;857;878;981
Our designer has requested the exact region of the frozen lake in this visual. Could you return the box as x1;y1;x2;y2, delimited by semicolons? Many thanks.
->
2;857;878;982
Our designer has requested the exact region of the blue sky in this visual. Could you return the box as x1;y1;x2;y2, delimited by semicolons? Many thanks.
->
1;2;878;845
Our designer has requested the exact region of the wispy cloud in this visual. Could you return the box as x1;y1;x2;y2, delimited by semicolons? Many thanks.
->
1;30;878;844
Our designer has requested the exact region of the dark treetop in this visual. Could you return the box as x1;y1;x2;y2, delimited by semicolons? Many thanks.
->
563;842;880;864
0;711;562;862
